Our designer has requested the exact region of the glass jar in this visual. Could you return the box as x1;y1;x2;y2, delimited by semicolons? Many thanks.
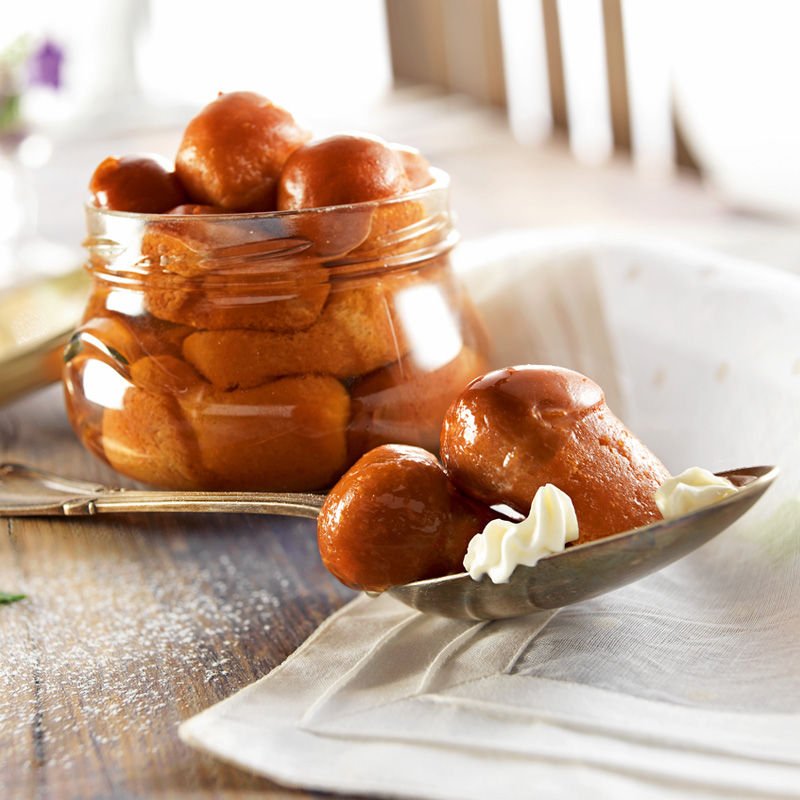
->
63;171;490;491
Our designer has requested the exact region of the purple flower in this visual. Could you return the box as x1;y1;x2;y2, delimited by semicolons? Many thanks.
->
27;39;63;90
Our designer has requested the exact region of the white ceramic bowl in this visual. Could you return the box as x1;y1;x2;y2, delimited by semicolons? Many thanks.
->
671;0;800;217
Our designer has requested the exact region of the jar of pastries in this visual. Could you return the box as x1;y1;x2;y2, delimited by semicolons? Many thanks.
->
64;155;489;491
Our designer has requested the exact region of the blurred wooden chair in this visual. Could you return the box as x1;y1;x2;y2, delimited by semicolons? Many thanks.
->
385;0;698;173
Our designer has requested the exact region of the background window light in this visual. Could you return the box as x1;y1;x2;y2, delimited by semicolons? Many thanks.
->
621;0;675;176
557;0;613;165
498;0;552;145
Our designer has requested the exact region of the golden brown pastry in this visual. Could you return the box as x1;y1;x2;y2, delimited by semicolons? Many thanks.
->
348;346;488;458
143;270;330;333
277;134;409;210
276;138;433;257
140;218;330;331
176;91;310;211
440;365;670;543
182;284;405;388
317;444;496;591
181;374;350;491
282;203;374;259
129;354;204;396
89;154;188;213
391;143;434;190
102;382;206;489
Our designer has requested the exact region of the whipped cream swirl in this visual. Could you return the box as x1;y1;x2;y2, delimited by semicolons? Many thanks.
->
655;467;738;520
464;484;579;583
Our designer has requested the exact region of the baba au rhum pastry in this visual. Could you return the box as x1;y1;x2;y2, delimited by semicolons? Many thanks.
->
440;365;670;543
182;283;407;388
276;134;431;259
90;154;187;213
277;134;410;210
166;203;222;215
182;374;350;492
176;91;310;211
317;444;497;592
318;364;673;591
140;214;331;332
102;388;204;490
78;298;193;362
101;356;207;490
92;355;351;492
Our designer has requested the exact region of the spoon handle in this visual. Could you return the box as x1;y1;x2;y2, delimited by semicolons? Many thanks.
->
0;463;324;519
88;490;324;519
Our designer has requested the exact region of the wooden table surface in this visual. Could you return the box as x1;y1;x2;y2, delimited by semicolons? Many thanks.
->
0;385;356;798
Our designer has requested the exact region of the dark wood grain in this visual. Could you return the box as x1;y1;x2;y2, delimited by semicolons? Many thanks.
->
0;385;358;799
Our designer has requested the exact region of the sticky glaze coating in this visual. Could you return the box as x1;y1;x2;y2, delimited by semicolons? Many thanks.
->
89;154;188;213
440;365;670;543
318;445;496;592
277;134;409;210
176;92;310;211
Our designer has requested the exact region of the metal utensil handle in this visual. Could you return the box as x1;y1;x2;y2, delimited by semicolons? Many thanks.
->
0;463;326;519
69;489;326;519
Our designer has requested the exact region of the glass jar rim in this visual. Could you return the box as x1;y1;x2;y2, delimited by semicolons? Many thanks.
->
84;167;450;222
83;168;457;284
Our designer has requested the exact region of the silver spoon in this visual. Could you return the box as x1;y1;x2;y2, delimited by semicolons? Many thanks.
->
0;463;777;620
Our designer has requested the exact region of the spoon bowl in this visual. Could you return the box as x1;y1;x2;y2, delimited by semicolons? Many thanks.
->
0;463;777;620
389;466;778;619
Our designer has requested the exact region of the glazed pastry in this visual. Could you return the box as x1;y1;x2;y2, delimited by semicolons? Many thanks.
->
391;144;434;190
181;374;350;491
89;154;187;213
440;365;670;543
348;346;488;457
176;91;310;211
277;133;429;257
143;269;330;333
356;196;427;257
280;202;374;259
140;219;330;331
129;354;204;396
277;134;409;210
182;285;405;388
317;444;496;591
102;382;206;490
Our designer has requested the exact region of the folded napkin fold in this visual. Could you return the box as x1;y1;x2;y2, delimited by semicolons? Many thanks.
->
181;232;800;799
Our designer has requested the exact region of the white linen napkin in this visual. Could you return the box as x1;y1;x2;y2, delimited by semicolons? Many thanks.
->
180;231;800;799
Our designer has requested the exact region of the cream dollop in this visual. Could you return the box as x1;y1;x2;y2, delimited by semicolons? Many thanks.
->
464;484;579;583
655;467;738;519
